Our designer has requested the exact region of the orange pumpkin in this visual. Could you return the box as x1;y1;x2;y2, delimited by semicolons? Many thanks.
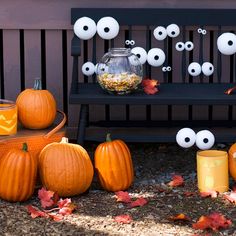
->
228;143;236;180
0;143;37;202
39;137;94;197
16;78;56;129
94;134;134;192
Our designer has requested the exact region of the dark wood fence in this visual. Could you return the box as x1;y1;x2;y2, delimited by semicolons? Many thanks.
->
1;0;236;139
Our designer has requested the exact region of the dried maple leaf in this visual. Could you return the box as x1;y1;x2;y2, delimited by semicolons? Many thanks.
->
48;212;64;222
58;198;77;216
27;205;48;219
143;86;158;95
167;175;184;187
114;214;133;224
224;192;236;204
142;79;160;95
128;197;148;208
115;191;131;203
200;190;218;198
169;213;191;221
38;187;55;208
192;212;232;231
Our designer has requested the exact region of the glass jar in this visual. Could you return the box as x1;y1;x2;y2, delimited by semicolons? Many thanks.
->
0;99;17;135
96;48;143;95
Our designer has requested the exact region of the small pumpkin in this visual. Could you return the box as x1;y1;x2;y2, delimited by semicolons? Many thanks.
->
0;143;37;202
16;78;56;129
39;137;94;197
94;133;134;192
228;143;236;180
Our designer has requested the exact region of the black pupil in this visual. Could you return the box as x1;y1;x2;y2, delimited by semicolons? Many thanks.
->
187;44;191;48
209;67;212;70
101;68;105;71
137;54;141;58
104;27;110;33
178;44;182;48
154;55;159;60
203;138;209;143
191;69;195;73
86;67;89;71
228;40;233;46
171;31;175;35
83;25;88;31
185;137;190;143
159;31;162;35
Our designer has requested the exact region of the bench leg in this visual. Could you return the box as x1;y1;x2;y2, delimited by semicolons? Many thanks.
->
77;104;88;145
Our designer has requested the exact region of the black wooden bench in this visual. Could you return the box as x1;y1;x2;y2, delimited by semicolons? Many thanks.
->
70;8;236;145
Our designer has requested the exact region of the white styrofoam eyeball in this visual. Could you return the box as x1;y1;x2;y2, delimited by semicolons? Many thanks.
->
196;130;215;150
217;32;236;55
197;28;203;34
147;48;166;67
166;66;172;71
153;26;167;40
176;128;196;148
73;17;96;40
166;24;180;38
202;62;214;76
131;47;147;65
202;29;207;35
96;63;108;74
97;16;119;40
185;41;194;51
162;67;167;72
125;40;130;45
175;42;185;51
188;62;201;76
82;62;95;76
130;40;135;46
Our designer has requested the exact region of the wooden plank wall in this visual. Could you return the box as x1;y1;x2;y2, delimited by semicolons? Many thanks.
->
0;0;236;139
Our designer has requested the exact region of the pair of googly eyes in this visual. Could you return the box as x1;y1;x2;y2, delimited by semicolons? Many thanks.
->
176;41;194;51
217;32;236;55
153;24;180;41
125;40;135;46
188;62;214;76
176;128;215;150
131;47;165;67
74;16;119;40
197;28;207;35
82;62;110;76
162;66;172;72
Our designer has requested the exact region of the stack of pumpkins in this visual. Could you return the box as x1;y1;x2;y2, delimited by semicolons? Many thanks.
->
0;79;134;202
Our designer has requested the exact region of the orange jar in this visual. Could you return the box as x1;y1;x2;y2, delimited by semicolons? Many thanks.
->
0;99;17;135
197;150;228;193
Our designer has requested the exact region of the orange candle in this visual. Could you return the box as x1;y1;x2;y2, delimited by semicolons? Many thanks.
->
0;99;17;135
197;150;228;193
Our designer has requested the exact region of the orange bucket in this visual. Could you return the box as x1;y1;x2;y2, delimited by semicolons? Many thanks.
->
0;99;17;135
197;150;228;193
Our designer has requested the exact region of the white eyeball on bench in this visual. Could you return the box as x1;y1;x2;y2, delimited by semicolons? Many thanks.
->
162;66;172;72
96;16;119;40
73;17;97;40
185;41;194;51
217;32;236;55
147;48;166;67
176;128;196;148
196;130;215;150
131;47;147;64
166;24;180;38
202;62;214;76
175;42;185;51
188;62;201;76
82;62;95;76
153;26;167;40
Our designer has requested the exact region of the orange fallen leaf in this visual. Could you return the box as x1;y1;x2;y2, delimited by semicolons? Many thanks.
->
224;192;236;204
115;191;131;203
169;213;191;221
128;197;148;208
38;187;55;208
142;79;160;95
114;214;133;224
27;205;48;219
167;175;184;187
200;190;218;198
192;212;232;231
143;86;158;95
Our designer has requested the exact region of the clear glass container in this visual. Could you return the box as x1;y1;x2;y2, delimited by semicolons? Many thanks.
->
96;48;143;95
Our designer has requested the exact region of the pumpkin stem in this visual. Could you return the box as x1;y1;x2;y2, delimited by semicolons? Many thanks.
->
22;143;28;152
33;78;42;90
106;133;112;142
60;137;69;144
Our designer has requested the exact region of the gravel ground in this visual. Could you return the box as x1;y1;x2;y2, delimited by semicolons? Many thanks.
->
1;142;236;236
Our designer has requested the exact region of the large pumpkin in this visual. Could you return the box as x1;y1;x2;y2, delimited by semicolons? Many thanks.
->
16;78;56;129
0;143;37;202
228;143;236;180
94;134;134;192
39;137;94;197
